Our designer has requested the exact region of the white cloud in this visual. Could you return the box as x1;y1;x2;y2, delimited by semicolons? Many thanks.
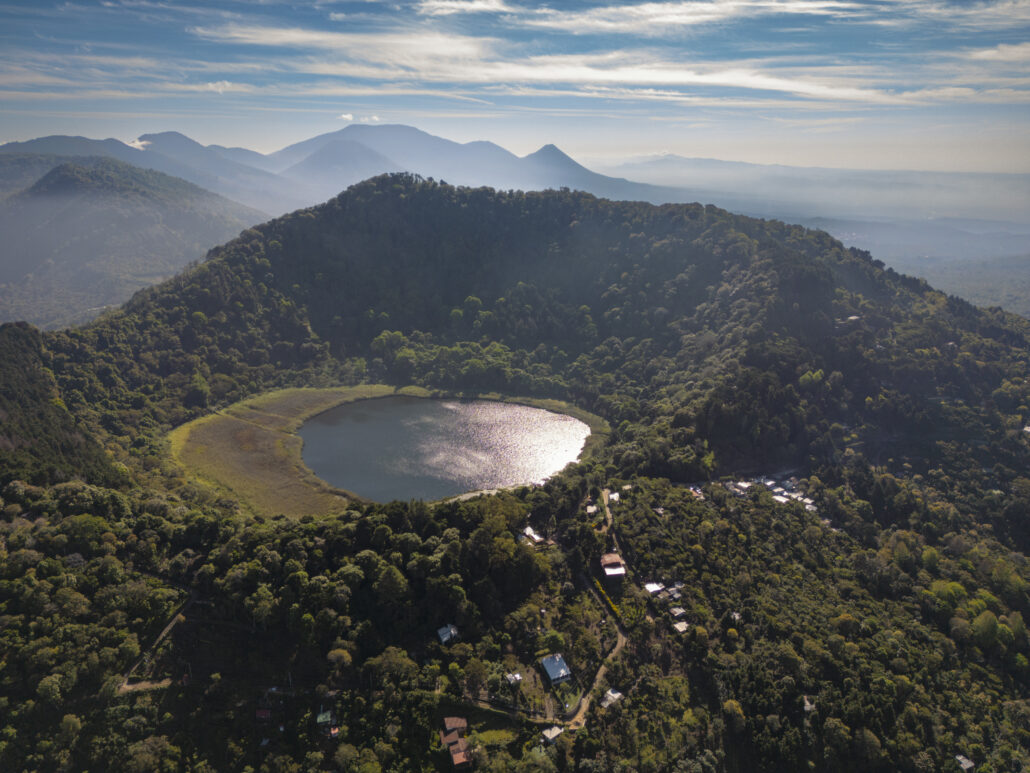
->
509;0;865;35
183;22;1030;108
417;0;514;15
189;24;493;62
205;80;235;94
969;41;1030;61
875;0;1030;30
339;112;354;120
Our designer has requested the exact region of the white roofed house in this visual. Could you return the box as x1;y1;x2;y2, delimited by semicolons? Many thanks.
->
600;688;623;708
542;726;564;744
600;552;627;578
524;525;544;544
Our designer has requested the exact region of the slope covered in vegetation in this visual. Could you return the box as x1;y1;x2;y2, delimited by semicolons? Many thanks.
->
0;158;265;328
0;175;1027;771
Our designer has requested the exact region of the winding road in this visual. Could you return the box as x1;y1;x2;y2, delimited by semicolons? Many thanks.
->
567;489;630;730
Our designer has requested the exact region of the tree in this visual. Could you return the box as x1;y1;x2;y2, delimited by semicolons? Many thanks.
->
373;564;410;610
245;583;276;628
972;610;999;650
722;699;746;733
36;674;62;705
465;658;488;696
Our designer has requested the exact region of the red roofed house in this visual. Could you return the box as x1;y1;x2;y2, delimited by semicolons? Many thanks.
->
440;717;472;769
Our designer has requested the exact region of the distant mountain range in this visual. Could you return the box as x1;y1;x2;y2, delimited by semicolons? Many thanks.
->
1;123;1029;323
0;125;680;217
0;158;264;328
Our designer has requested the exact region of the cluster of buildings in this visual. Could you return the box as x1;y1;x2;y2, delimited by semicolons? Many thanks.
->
644;581;692;633
440;717;471;769
725;477;817;512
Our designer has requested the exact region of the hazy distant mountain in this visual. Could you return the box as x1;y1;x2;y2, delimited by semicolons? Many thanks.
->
5;126;1030;317
0;153;106;198
803;215;1030;316
3;126;672;215
280;138;405;203
268;124;513;179
131;131;308;213
0;158;265;328
0;133;306;214
599;153;1030;225
208;143;283;172
267;124;681;201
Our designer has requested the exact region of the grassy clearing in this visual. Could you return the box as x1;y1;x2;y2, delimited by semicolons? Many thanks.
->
169;385;608;519
169;385;427;517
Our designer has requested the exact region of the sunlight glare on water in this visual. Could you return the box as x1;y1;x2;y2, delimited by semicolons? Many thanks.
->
298;397;591;502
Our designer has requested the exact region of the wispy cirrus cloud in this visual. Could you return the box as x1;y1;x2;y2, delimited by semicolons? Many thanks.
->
189;23;495;62
517;0;865;35
185;21;1030;107
411;0;1030;36
869;0;1030;30
417;0;515;15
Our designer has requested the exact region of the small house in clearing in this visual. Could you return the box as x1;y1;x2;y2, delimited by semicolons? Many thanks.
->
315;708;339;737
437;624;459;645
601;688;623;708
541;653;572;686
600;553;627;578
524;525;544;544
542;726;564;745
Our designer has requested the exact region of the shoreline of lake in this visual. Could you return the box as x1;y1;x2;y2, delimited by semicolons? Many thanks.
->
168;386;609;517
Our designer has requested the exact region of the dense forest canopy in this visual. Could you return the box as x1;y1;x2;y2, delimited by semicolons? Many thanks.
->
0;174;1028;772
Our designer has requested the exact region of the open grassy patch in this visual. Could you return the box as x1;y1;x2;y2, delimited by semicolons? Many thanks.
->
169;385;607;519
169;385;427;517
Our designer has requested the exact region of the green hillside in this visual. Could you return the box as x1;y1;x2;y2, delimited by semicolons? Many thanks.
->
1;175;1027;771
0;158;266;328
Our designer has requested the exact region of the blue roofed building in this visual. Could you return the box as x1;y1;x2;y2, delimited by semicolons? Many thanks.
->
540;653;572;685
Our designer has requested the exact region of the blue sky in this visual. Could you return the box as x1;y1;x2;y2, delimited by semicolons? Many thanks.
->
1;0;1028;170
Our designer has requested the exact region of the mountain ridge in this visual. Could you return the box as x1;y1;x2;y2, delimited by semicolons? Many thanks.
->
3;125;1029;319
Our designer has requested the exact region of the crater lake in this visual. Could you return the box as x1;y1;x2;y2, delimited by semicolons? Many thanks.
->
297;396;592;502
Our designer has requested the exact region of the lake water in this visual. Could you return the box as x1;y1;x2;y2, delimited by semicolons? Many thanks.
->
298;396;592;502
